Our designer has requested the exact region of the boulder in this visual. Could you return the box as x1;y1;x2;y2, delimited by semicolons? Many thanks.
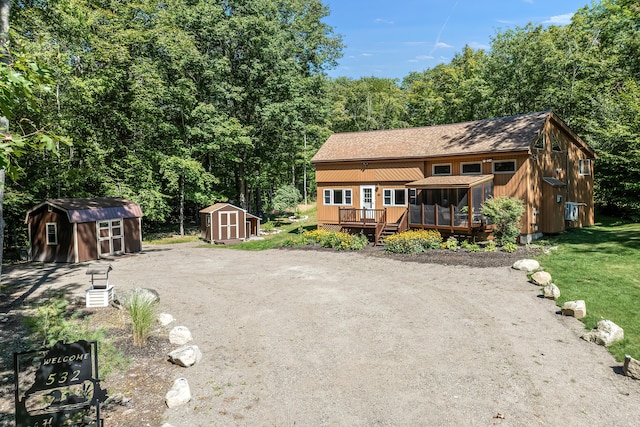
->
158;313;175;326
561;300;586;319
530;271;552;286
543;283;560;300
512;259;540;272
165;378;191;408
115;288;160;309
582;320;624;347
623;355;640;380
169;326;193;345
168;345;202;367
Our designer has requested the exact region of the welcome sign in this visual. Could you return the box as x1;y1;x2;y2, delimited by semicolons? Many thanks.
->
14;340;108;427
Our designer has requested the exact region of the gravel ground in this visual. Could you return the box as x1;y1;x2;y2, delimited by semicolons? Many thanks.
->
1;243;639;426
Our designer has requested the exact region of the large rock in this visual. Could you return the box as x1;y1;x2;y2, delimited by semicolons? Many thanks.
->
169;326;193;345
168;345;202;367
530;271;552;286
582;320;624;347
543;283;560;300
512;259;540;272
165;378;191;408
561;300;586;319
623;355;640;380
158;313;175;326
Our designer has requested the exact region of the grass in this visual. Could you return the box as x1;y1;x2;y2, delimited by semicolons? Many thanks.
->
535;216;640;361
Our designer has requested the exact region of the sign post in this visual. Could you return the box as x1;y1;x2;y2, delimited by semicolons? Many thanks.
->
14;340;108;427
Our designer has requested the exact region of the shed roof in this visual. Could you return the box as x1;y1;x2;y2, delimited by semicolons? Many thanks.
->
407;174;494;189
312;111;553;163
26;198;143;224
199;203;261;220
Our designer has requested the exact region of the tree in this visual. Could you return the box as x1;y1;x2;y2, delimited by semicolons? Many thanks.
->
272;184;301;213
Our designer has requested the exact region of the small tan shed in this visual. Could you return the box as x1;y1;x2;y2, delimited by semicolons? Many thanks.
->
199;203;261;243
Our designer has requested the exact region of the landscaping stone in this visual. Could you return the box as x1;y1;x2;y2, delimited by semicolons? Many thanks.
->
158;313;175;326
168;345;202;367
165;378;191;408
623;355;640;380
582;320;624;347
530;271;552;286
169;326;193;345
512;259;540;272
543;283;560;300
561;300;586;319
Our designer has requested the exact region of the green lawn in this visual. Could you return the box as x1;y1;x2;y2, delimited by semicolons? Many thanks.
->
535;217;640;361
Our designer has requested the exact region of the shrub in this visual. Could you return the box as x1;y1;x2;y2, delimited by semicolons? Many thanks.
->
502;242;518;253
384;230;443;254
272;184;301;212
301;229;368;250
460;240;480;252
262;220;275;232
482;196;525;245
441;236;459;251
120;289;158;346
483;240;497;252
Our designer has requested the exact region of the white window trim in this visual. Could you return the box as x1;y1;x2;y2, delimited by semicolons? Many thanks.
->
383;188;408;207
323;188;353;206
432;163;452;176
46;222;58;245
578;159;592;176
461;162;482;175
492;159;517;174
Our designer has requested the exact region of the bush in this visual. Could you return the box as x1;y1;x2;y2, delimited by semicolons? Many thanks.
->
461;240;480;252
441;236;459;251
300;229;368;250
272;184;302;212
482;196;525;245
262;220;275;232
384;230;443;254
119;289;158;346
483;240;497;252
502;242;518;253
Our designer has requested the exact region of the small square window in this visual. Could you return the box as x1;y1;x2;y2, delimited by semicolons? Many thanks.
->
579;159;591;176
46;223;58;245
493;160;516;174
383;189;408;206
433;164;451;175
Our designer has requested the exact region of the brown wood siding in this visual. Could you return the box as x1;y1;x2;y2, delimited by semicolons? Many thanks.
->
29;208;75;263
76;222;97;262
200;213;212;241
209;205;246;241
316;185;356;226
124;217;141;253
315;161;424;184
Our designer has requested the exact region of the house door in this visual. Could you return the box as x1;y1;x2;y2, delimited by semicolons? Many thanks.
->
360;185;376;219
98;219;124;257
219;211;238;240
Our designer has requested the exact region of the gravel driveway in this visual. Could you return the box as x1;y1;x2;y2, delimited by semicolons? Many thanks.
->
2;243;639;426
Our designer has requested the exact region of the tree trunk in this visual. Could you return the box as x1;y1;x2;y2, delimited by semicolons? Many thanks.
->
1;0;11;280
179;174;185;236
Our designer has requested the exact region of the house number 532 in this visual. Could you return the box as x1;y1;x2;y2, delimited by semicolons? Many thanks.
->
45;370;81;386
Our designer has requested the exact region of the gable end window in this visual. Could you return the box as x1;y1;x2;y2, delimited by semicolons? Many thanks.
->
432;164;451;175
579;159;592;176
323;189;352;206
533;133;545;150
383;189;407;206
493;160;516;174
461;162;482;175
551;132;562;152
46;223;58;245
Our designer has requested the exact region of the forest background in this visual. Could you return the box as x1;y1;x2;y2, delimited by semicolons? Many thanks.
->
1;0;639;251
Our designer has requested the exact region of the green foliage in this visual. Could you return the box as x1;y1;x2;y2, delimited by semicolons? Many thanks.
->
262;220;276;232
501;242;518;253
483;240;498;252
482;197;525;245
384;230;443;254
300;229;368;251
272;184;302;212
441;236;459;251
24;295;71;347
461;240;480;252
119;289;158;346
535;217;640;361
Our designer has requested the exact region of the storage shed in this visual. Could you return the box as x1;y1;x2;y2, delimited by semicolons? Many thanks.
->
199;203;260;243
25;198;143;263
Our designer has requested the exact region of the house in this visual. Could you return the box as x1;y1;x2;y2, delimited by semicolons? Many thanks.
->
199;203;261;244
311;111;596;244
25;198;143;263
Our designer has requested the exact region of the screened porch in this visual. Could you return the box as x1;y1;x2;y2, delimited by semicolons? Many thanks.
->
406;174;494;233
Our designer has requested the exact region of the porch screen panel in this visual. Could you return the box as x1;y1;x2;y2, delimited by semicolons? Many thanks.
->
423;205;435;225
454;190;469;226
437;206;450;226
472;185;483;224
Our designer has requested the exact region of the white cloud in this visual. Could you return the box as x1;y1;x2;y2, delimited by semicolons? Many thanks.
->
374;18;395;25
361;53;373;57
415;55;435;60
496;19;515;24
435;42;453;49
469;41;490;50
543;13;574;25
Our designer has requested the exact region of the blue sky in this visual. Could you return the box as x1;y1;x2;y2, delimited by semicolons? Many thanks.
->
322;0;592;80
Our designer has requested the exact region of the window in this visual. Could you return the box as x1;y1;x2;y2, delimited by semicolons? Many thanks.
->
493;160;516;174
323;189;352;205
551;132;562;152
533;133;545;150
409;188;417;205
206;215;211;226
461;162;482;175
383;189;407;206
432;164;451;175
46;223;58;245
579;159;592;176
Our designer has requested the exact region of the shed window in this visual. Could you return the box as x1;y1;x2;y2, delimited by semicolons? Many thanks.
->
206;215;211;226
461;162;482;175
579;159;592;176
533;134;545;150
46;223;58;245
383;189;407;206
493;160;516;174
323;189;352;206
551;132;562;152
432;164;451;175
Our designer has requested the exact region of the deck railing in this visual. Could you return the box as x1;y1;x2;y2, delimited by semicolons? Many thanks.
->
338;208;386;225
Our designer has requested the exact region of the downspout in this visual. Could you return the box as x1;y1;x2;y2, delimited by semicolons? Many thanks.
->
139;217;143;248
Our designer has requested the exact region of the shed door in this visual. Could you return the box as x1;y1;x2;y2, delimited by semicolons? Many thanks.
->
219;211;238;240
98;219;124;257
